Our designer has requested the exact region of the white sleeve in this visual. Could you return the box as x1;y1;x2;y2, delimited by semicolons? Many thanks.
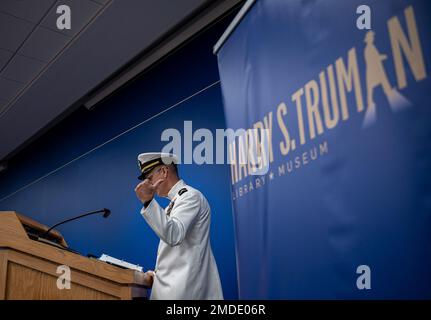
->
140;193;200;247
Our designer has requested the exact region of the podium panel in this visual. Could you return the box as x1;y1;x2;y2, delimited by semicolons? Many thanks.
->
0;211;150;300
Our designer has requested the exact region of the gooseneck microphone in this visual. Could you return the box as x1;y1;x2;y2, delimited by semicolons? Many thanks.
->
41;208;111;240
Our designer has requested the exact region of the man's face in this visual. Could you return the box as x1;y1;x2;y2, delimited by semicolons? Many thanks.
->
146;165;165;194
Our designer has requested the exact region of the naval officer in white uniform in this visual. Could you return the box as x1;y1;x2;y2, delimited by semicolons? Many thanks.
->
135;152;223;300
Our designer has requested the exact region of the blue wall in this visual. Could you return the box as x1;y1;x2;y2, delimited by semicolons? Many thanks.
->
0;13;239;299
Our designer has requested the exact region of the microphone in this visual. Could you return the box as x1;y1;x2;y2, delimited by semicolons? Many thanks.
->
41;208;111;240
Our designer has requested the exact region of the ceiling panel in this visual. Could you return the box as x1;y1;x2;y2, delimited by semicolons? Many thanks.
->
0;0;57;23
41;0;103;37
0;77;24;101
0;48;13;69
1;54;46;84
19;26;71;62
0;11;34;52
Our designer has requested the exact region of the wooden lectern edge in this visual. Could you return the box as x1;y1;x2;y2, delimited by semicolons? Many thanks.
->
0;211;151;287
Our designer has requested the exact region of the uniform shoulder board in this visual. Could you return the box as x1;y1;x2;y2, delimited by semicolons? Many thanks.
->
178;188;188;196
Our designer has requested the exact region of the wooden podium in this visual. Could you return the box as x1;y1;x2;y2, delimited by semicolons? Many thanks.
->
0;211;151;300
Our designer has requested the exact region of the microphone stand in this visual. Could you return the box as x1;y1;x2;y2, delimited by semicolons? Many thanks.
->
37;208;111;253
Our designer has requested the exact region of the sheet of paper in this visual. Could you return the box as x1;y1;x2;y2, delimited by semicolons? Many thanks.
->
99;254;143;272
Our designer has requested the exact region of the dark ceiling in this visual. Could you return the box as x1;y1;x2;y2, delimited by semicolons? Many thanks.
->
0;0;215;161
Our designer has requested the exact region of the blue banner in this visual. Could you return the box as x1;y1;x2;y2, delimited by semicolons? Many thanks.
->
216;0;431;298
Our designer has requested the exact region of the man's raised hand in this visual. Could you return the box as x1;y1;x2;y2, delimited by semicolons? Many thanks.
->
135;178;164;203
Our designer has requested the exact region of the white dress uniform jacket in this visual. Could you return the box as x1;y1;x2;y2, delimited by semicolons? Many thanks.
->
141;179;223;300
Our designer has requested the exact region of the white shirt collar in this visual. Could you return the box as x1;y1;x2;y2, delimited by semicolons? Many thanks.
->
167;179;186;200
